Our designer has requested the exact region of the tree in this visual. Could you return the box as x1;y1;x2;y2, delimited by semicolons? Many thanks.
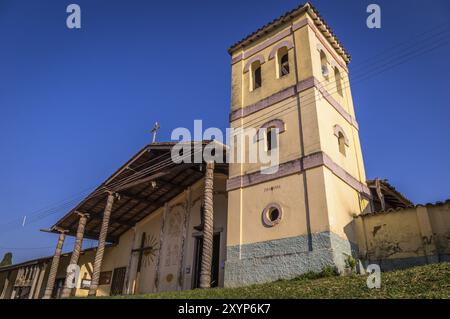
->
0;252;12;267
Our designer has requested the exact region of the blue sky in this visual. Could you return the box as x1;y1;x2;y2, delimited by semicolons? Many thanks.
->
0;0;449;263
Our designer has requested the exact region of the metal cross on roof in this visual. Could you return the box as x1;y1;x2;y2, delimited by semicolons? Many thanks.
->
151;122;160;144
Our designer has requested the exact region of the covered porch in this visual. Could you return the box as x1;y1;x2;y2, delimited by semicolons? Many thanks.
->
43;141;228;298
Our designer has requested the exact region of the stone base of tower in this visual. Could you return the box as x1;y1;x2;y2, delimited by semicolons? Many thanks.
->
224;232;357;288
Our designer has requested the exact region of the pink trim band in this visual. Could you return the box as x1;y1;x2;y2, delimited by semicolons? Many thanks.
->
333;124;349;146
268;40;294;60
230;85;296;121
255;119;286;142
226;151;371;197
243;55;265;73
230;76;359;130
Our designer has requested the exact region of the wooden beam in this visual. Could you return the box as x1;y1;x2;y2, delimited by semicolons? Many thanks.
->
156;178;185;189
66;164;196;235
103;189;156;238
67;196;107;230
112;174;204;239
114;171;170;192
91;215;135;227
107;165;193;234
65;228;117;243
119;192;154;206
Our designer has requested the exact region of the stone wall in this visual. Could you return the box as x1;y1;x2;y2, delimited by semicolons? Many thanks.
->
224;231;356;287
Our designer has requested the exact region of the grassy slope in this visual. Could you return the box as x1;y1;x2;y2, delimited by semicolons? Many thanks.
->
109;262;450;299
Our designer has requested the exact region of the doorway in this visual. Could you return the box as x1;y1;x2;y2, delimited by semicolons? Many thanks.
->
110;267;126;296
52;278;65;298
193;233;221;289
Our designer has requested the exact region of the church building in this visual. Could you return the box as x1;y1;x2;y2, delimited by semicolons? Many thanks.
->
0;2;374;298
2;2;448;299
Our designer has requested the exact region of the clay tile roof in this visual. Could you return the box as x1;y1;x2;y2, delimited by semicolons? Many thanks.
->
359;199;450;217
227;2;351;63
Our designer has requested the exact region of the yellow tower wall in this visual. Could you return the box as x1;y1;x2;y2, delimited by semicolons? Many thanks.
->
225;8;371;287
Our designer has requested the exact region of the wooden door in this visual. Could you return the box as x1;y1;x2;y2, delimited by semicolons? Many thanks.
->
110;267;126;296
193;233;221;288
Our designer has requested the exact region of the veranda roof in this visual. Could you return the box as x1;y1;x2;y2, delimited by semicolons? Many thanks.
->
48;141;228;243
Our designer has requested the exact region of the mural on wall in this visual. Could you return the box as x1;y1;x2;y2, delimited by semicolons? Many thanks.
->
158;204;186;292
142;234;159;268
130;231;159;295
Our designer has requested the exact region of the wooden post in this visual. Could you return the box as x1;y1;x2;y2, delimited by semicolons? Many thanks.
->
34;263;47;299
133;232;146;294
43;229;66;299
88;193;115;296
61;212;89;298
12;268;23;298
0;272;10;299
10;286;17;299
29;265;40;299
375;179;386;211
179;187;192;290
154;202;169;292
199;162;214;289
123;226;137;295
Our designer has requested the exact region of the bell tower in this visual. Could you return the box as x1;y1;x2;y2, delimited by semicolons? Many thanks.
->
224;3;371;287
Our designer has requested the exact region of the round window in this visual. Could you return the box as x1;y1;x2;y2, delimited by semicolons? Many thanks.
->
269;208;280;222
262;204;282;227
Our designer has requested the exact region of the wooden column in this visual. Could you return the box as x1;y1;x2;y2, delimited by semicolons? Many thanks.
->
33;263;47;299
199;162;214;288
61;212;89;298
0;272;10;299
29;265;40;299
154;202;169;292
179;187;192;290
43;229;66;299
10;286;17;299
88;193;115;296
123;226;137;295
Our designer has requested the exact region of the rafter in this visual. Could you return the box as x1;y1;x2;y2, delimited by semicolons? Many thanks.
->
119;192;154;206
114;171;170;192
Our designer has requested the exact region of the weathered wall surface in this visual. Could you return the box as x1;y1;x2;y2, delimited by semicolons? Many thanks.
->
94;174;228;296
355;201;450;270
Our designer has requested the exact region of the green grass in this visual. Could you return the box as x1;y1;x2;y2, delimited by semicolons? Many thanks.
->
107;262;450;299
